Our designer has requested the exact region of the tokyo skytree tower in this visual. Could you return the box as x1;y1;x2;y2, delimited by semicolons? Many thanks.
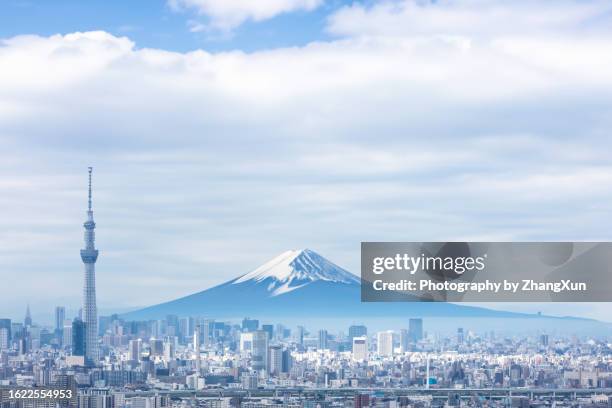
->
80;167;99;365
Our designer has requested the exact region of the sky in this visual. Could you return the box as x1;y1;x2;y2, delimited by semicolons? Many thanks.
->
1;0;612;324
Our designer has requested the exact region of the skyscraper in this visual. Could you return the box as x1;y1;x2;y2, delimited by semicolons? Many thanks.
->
128;339;142;361
399;329;409;353
0;319;11;345
348;325;367;342
318;329;328;350
55;306;65;332
63;320;73;348
193;324;201;374
0;319;10;350
71;318;86;356
352;336;368;361
268;344;282;376
242;318;259;332
251;330;268;372
262;324;274;340
408;318;423;342
377;331;393;357
296;326;305;347
24;305;32;327
80;167;99;365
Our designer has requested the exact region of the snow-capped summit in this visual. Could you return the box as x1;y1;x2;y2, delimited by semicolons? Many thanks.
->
232;249;360;296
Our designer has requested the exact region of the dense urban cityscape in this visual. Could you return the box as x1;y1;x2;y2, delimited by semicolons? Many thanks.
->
1;310;612;408
1;173;611;408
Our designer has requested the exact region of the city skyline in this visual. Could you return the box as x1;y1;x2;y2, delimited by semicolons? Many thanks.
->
1;307;611;397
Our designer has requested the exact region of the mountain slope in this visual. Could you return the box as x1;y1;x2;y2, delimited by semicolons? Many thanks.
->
122;248;554;321
232;249;360;296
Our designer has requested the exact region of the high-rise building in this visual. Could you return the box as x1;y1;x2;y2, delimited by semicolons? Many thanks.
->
318;329;328;350
354;394;369;408
409;318;423;342
71;318;86;356
0;327;9;350
262;324;274;340
0;319;11;349
281;349;292;373
377;331;393;357
251;330;268;372
164;341;175;360
129;339;142;361
352;336;368;361
242;318;259;332
240;332;253;352
80;167;99;365
150;339;164;356
275;323;285;340
193;324;201;373
268;344;282;376
348;325;367;341
178;317;189;342
457;328;464;344
296;326;305;347
24;305;32;327
63;319;73;348
399;329;409;353
203;319;214;347
55;306;66;332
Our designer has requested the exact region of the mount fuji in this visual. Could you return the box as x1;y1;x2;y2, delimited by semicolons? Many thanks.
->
123;248;546;322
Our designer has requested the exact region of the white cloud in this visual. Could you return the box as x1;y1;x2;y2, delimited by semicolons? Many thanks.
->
328;0;612;38
1;0;612;321
169;0;323;31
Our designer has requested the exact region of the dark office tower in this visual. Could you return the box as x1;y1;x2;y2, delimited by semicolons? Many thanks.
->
24;305;32;327
457;328;464;344
281;349;292;373
242;318;259;332
408;318;423;342
297;326;305;347
72;319;86;356
318;329;328;350
0;319;12;348
348;325;367;341
262;324;274;340
540;334;549;346
55;306;66;332
354;394;370;408
18;336;29;355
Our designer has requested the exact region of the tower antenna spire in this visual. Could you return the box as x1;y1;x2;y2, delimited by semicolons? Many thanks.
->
81;165;99;365
88;167;93;212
